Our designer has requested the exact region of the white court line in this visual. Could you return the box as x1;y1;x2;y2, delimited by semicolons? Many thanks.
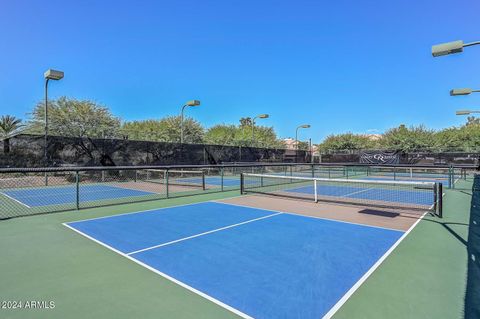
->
5;184;156;200
321;203;434;319
62;223;253;319
66;196;243;224
0;191;31;208
126;212;282;255
214;200;404;233
341;187;372;198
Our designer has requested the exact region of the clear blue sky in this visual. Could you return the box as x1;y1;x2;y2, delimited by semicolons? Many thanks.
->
1;0;479;142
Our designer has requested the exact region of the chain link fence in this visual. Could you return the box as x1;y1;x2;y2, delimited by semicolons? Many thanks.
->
0;163;473;219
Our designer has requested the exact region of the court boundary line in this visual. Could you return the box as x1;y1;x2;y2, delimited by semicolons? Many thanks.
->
3;184;157;201
62;222;254;319
214;199;405;233
126;212;282;255
321;205;432;319
0;191;32;208
66;195;244;224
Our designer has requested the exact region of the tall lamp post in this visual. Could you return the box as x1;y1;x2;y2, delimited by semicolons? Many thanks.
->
44;69;64;185
251;114;269;145
432;40;480;57
295;124;311;162
456;110;480;116
180;100;201;143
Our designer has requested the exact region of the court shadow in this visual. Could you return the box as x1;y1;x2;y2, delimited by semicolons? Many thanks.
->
358;209;399;218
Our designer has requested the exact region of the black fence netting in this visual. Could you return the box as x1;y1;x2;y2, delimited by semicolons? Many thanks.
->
0;134;310;167
321;150;480;166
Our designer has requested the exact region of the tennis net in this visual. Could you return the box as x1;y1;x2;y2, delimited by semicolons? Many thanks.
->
241;173;443;217
141;169;206;189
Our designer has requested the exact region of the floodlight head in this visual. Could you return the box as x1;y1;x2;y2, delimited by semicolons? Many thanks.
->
185;100;201;106
258;114;269;119
450;88;473;96
432;40;464;57
44;69;64;80
300;124;311;128
456;110;472;115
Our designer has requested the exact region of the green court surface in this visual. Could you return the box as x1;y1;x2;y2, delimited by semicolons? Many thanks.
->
0;180;472;319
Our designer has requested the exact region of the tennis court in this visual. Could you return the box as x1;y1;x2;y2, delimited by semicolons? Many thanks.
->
1;184;156;208
65;201;406;319
62;171;445;319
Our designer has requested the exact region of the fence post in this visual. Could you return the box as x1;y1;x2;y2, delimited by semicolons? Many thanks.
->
75;170;80;210
221;167;224;192
450;165;454;189
166;169;169;198
240;173;244;194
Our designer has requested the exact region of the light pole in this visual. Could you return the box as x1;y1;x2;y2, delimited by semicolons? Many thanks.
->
251;114;269;145
432;40;480;57
456;110;480;116
450;88;480;96
43;69;64;185
295;124;310;162
295;124;311;150
180;100;200;143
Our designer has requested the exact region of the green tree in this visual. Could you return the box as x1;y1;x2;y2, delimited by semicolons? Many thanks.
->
122;116;204;143
204;122;284;148
27;97;121;138
382;125;435;152
239;117;253;127
0;115;23;138
0;115;24;153
318;133;378;151
466;116;480;126
204;124;238;145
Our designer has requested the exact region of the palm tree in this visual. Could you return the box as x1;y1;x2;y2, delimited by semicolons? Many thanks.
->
0;115;23;153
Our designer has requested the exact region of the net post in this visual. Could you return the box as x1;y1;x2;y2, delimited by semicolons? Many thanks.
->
393;167;396;181
438;182;443;218
314;179;318;202
75;170;80;210
311;164;315;178
346;167;349;179
328;167;331;179
134;170;138;183
166;170;169;198
202;170;206;191
240;173;244;194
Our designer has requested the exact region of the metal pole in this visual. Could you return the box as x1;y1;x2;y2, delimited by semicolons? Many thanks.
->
180;104;187;143
75;170;80;210
44;78;50;186
295;127;299;163
309;138;312;163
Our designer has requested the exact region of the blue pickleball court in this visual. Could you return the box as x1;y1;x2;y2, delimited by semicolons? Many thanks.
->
1;184;155;207
65;201;404;319
285;184;435;206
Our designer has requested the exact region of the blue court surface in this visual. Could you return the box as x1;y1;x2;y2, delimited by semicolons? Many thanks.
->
66;201;404;319
285;184;434;206
2;184;155;207
180;176;254;187
363;176;450;187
